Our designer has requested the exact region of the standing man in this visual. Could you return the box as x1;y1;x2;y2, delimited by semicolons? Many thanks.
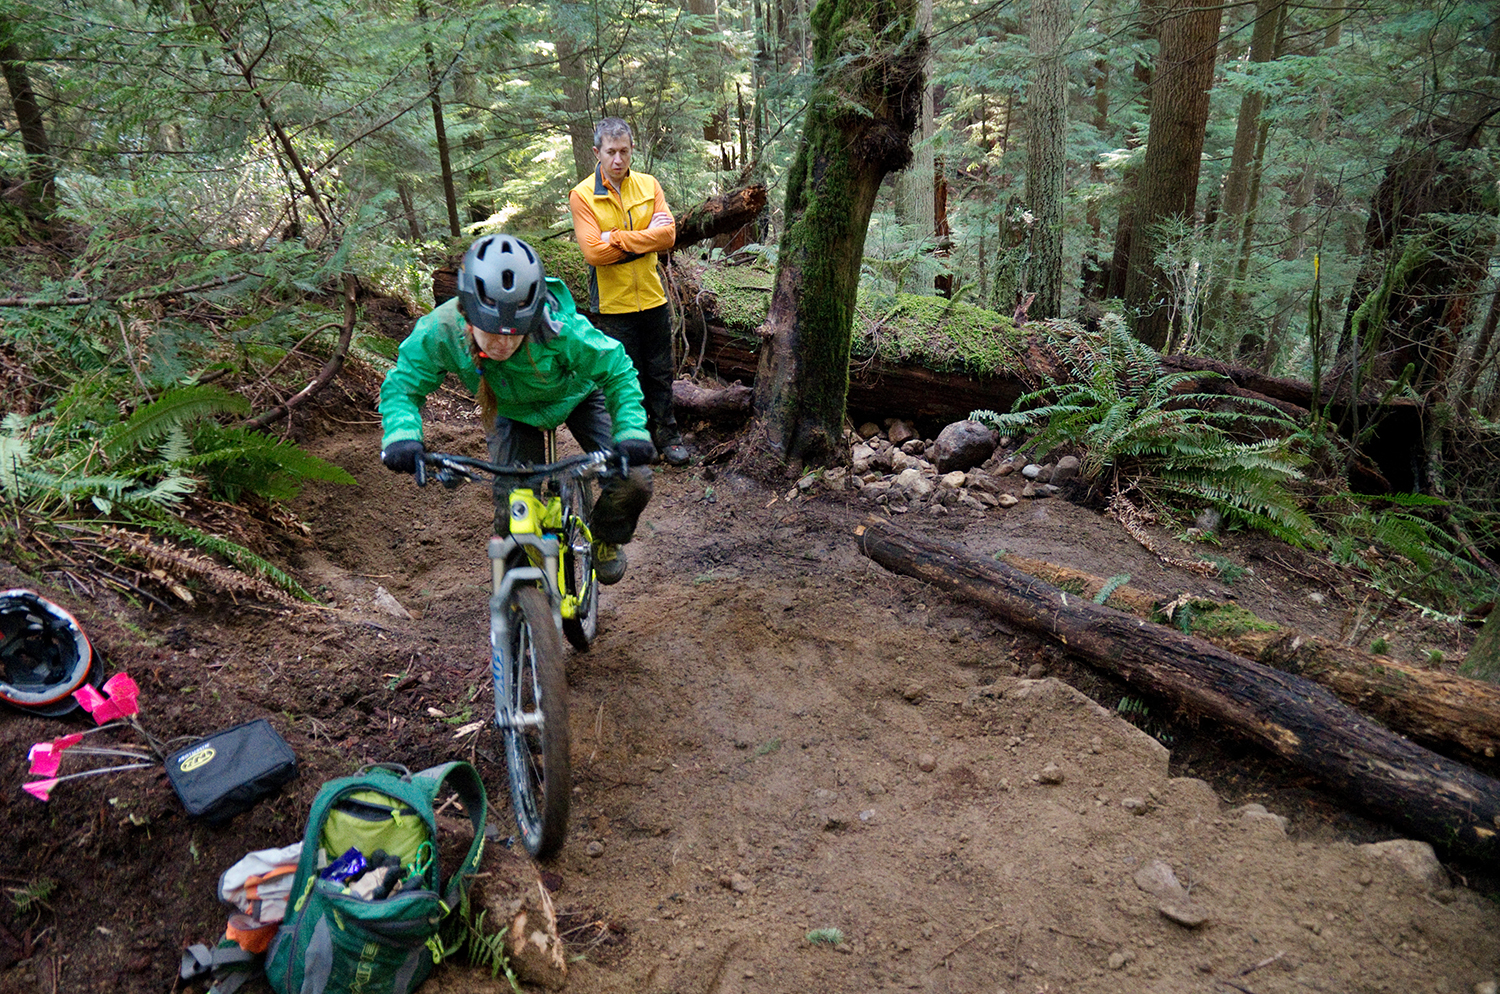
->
569;117;690;467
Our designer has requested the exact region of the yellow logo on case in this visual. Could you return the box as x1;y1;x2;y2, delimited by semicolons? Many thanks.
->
178;746;215;771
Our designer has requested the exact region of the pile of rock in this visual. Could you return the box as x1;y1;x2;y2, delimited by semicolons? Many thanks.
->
807;417;1082;518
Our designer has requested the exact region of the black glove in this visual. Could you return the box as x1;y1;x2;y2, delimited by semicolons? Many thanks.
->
381;439;424;474
614;437;657;467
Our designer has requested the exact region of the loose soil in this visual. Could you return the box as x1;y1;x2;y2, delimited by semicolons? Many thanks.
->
2;363;1499;994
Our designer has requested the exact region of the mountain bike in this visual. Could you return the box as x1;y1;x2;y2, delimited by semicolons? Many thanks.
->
415;435;623;859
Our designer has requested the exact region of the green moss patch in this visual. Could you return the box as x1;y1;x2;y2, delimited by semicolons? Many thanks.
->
853;294;1022;376
1183;603;1281;639
699;263;776;335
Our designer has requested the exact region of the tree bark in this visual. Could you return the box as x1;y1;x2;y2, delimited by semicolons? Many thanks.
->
672;378;753;418
0;26;54;217
748;0;927;469
672;185;769;250
855;520;1500;864
998;553;1500;774
417;0;461;238
1122;0;1224;350
1024;0;1069;319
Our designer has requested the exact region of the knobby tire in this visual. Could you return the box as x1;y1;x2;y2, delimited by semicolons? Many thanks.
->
561;476;598;652
500;585;571;859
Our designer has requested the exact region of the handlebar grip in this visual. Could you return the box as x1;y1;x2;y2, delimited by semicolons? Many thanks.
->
414;459;428;487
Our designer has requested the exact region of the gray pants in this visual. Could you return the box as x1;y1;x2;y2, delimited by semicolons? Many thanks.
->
486;390;652;545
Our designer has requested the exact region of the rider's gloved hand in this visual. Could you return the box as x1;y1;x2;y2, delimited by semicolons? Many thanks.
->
381;439;425;474
614;437;657;467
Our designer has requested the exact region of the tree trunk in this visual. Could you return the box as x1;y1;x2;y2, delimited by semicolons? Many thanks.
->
1122;0;1224;350
1024;0;1069;319
418;0;461;239
557;30;597;182
894;0;935;293
1206;0;1282;355
747;0;927;470
0;27;54;218
999;553;1500;774
855;520;1500;865
1337;123;1497;402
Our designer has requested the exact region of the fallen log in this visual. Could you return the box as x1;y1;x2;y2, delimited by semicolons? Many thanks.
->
855;520;1500;865
671;184;767;251
1000;554;1500;775
671;378;752;420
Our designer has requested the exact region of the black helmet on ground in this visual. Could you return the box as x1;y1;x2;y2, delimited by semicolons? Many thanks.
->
456;235;552;337
0;590;98;716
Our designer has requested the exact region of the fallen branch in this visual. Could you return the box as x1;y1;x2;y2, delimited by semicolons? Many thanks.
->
671;184;767;250
244;274;357;430
0;273;251;308
854;519;1500;865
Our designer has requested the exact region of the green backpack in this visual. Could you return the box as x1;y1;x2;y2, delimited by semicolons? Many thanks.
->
265;762;487;994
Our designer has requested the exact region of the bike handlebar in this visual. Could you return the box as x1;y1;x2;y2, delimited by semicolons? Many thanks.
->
415;449;627;490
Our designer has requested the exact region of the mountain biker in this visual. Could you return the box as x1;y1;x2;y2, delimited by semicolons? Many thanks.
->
378;233;656;584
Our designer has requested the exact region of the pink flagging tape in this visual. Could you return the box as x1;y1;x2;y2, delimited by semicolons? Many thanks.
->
23;779;58;801
27;744;60;777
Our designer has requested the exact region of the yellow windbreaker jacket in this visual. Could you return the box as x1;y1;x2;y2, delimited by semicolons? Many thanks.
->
569;167;675;314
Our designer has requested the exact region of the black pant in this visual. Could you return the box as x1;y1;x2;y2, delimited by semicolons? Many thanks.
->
487;390;652;545
592;304;680;446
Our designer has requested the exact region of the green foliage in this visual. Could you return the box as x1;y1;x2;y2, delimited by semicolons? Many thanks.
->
1115;697;1175;746
972;321;1317;547
1320;493;1487;615
1095;574;1130;605
807;927;845;945
8;877;55;915
0;381;345;602
441;886;521;990
1371;637;1390;655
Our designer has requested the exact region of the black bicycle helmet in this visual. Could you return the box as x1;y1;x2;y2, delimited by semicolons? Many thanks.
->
0;590;98;716
456;234;550;336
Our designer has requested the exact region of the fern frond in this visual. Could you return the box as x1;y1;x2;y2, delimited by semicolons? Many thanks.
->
124;514;314;603
102;385;250;462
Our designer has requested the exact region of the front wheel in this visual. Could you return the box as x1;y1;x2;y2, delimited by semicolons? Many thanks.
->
496;585;571;859
560;476;598;652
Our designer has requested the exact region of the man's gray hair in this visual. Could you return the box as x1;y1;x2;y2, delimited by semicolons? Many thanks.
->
593;117;634;149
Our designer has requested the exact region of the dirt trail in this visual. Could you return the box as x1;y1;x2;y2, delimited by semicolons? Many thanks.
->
1;390;1498;994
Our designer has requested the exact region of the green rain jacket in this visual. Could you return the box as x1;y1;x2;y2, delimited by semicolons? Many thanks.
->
379;278;651;448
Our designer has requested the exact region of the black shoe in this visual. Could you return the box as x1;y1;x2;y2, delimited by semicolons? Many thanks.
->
594;542;627;585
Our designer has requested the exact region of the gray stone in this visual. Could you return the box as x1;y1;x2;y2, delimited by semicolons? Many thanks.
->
1359;839;1449;891
1021;463;1043;480
888;419;919;445
1052;455;1082;483
857;422;882;440
901;438;926;455
893;468;933;496
932;420;998;473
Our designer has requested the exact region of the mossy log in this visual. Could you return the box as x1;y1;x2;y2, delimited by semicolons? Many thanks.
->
692;322;1031;426
855;520;1500;865
1000;554;1500;775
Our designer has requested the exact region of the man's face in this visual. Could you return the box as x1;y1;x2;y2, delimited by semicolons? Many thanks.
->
595;134;633;186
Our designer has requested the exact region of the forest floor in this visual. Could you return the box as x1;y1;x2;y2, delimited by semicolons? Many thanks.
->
2;330;1500;994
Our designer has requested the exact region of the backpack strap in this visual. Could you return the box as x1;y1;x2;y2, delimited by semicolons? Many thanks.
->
180;939;258;994
412;761;488;907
